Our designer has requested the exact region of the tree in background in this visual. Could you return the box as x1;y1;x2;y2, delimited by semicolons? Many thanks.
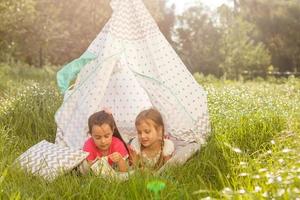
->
174;5;222;75
0;0;174;67
218;4;271;79
0;0;36;63
237;0;300;72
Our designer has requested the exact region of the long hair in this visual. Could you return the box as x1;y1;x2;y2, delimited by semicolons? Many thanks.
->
88;110;129;154
135;108;165;169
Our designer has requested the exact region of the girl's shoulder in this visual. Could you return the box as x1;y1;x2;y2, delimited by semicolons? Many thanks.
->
163;139;175;156
129;138;175;156
83;137;95;149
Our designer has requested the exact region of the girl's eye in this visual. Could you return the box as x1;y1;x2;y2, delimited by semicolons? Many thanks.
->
145;130;150;134
104;135;110;138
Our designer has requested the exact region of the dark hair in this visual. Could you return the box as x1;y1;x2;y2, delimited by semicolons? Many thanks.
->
88;110;129;154
135;108;165;169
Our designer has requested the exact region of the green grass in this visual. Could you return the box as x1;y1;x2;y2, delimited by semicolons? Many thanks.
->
0;66;299;199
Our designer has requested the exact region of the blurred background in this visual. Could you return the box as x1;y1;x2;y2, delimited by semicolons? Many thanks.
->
0;0;299;79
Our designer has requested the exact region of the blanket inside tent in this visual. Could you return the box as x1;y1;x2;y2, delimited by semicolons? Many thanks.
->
55;0;210;166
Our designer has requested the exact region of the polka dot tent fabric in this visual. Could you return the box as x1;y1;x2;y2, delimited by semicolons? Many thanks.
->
55;0;210;153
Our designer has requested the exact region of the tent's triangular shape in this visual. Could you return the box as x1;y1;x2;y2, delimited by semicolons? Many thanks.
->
55;0;210;150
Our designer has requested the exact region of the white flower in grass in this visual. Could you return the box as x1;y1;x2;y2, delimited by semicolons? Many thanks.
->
277;189;285;197
287;175;294;180
224;143;243;154
201;197;212;200
293;188;300;193
271;140;276;145
259;168;268;173
254;186;262;192
238;173;249;177
276;176;282;182
252;175;261;179
267;150;272;154
222;187;233;195
266;172;274;178
262;192;269;198
239;161;247;166
233;147;243;154
283;180;293;185
278;159;284;164
238;188;246;194
267;178;274;184
282;148;293;153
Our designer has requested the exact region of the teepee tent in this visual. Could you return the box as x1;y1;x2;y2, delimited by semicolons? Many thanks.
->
55;0;210;156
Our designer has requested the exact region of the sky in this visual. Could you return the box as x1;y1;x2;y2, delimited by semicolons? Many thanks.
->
168;0;233;13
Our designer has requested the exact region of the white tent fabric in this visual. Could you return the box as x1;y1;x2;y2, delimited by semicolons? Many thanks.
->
55;0;210;150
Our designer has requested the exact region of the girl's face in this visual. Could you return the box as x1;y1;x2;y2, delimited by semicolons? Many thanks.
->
91;123;113;151
136;119;162;148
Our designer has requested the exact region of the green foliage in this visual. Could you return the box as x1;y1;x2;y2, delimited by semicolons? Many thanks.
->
218;6;271;80
175;6;222;75
0;0;174;67
238;0;300;72
0;67;299;198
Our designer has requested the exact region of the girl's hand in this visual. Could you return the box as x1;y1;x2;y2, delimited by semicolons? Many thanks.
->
109;152;128;172
108;152;123;163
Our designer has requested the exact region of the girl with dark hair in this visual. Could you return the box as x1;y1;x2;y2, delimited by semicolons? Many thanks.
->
83;110;129;172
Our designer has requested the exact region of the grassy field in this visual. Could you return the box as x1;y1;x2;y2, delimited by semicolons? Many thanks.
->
0;65;299;199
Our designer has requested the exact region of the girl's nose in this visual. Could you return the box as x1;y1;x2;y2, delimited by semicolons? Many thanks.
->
100;138;106;143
